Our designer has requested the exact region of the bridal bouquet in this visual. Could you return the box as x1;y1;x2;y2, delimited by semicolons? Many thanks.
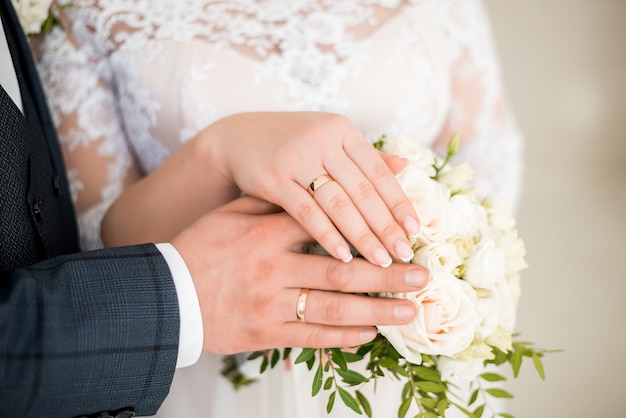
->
224;134;550;418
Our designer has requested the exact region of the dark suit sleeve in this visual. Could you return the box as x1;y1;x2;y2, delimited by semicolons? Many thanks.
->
0;243;180;418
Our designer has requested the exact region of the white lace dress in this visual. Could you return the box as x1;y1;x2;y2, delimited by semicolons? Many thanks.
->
36;1;523;417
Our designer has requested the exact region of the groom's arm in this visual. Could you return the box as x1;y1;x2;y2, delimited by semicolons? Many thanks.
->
0;243;180;418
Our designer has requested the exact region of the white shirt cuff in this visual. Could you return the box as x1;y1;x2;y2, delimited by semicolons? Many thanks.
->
156;243;203;368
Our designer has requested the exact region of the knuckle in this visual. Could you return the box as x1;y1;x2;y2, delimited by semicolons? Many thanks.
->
304;329;324;348
370;160;391;181
355;180;376;201
321;297;346;322
327;194;350;216
388;197;410;215
295;200;317;222
325;261;353;290
355;231;375;249
380;220;400;239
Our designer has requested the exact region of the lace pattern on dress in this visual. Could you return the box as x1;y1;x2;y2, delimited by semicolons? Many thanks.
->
37;0;523;251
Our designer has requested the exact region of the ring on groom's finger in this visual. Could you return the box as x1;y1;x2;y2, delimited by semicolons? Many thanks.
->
307;174;334;197
296;288;310;322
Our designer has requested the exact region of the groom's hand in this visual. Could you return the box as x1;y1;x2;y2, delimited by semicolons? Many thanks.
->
171;196;428;355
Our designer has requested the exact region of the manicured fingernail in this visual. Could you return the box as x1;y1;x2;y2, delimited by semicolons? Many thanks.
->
373;247;392;268
395;240;414;263
404;216;421;239
394;304;415;321
406;269;427;288
336;245;353;263
360;328;378;342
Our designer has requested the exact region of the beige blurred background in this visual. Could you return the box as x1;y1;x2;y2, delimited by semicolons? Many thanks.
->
483;0;626;416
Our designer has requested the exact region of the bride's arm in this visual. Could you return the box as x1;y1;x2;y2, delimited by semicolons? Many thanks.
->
433;0;525;209
33;9;238;250
35;9;420;266
103;112;419;267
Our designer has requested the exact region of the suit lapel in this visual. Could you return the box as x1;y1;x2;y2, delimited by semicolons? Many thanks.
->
0;0;79;265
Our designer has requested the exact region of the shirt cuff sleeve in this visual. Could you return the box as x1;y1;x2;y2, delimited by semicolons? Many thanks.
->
156;243;203;368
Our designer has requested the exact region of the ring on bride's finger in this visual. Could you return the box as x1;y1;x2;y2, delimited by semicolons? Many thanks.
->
307;174;334;197
296;288;310;322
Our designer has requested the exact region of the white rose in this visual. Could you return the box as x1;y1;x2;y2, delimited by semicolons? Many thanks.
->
378;273;478;364
12;0;53;35
437;162;473;192
483;196;516;233
492;276;517;332
474;296;498;340
383;135;436;176
485;326;513;353
496;229;528;275
438;355;485;382
412;242;462;278
448;193;488;239
463;239;506;290
397;166;455;244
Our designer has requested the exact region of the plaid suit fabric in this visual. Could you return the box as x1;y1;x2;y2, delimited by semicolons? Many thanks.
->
0;0;180;416
0;244;180;417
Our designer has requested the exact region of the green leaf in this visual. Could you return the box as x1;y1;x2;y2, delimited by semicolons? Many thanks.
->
246;351;263;361
312;363;323;396
532;353;546;380
473;403;485;418
398;397;413;418
450;402;474;417
485;388;514;399
497;413;515;418
331;348;348;372
343;352;365;363
323;376;334;391
479;372;506;382
295;348;317;364
270;349;280;368
468;389;479;406
337;387;362;415
418;413;439;418
413;366;441;382
282;347;292;360
417;397;438;409
415;381;446;393
356;390;372;418
437;399;449;416
327;391;336;414
401;382;412;400
398;396;412;418
511;348;523;377
378;357;398;368
260;356;269;374
335;368;369;385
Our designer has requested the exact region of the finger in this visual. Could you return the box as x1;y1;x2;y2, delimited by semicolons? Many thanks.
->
379;151;408;175
287;254;428;293
324;155;414;264
292;289;417;326
311;179;396;267
278;323;379;349
279;181;355;263
346;141;421;238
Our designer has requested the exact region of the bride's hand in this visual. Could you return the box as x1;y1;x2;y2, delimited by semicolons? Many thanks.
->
203;112;421;267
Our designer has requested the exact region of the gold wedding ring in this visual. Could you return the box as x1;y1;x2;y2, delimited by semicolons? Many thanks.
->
296;288;310;322
307;174;334;197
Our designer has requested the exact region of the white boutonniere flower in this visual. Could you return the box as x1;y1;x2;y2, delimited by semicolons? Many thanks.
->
11;0;59;35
